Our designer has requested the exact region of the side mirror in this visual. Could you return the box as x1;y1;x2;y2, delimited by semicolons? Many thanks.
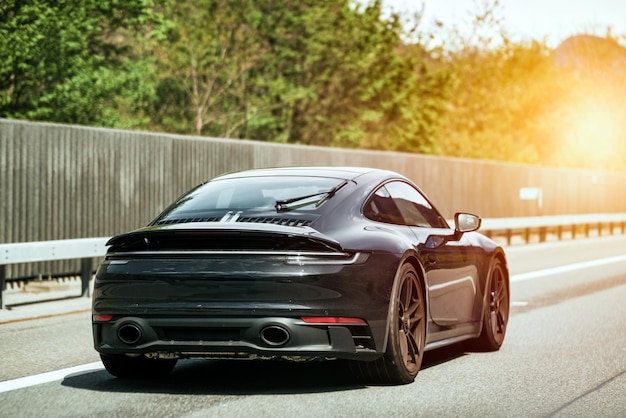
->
455;212;481;233
424;212;481;249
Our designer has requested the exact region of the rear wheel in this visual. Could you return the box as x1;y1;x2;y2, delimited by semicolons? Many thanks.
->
100;354;177;379
350;263;426;384
475;258;509;351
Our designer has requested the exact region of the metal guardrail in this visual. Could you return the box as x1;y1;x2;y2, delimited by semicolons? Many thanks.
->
0;238;109;309
481;213;626;245
1;213;626;309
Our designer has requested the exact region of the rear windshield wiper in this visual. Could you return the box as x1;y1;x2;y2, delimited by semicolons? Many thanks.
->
275;180;349;212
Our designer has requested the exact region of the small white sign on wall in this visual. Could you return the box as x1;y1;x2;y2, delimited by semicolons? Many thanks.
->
519;187;543;208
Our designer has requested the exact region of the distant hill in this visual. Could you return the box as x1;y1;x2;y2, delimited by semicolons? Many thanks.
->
554;34;626;78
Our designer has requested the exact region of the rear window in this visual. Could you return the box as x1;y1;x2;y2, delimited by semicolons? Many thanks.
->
156;176;345;221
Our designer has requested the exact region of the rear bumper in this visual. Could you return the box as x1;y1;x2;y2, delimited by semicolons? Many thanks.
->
93;315;381;361
92;251;402;360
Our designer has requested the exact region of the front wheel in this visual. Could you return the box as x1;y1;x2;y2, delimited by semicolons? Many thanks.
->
350;263;426;384
475;257;509;351
100;354;177;379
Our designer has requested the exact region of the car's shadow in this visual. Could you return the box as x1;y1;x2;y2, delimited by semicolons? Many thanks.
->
62;344;467;395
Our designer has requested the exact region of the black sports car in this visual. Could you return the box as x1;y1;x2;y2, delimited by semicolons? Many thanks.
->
92;167;509;384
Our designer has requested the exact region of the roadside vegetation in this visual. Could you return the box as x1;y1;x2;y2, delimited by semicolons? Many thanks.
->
1;0;625;171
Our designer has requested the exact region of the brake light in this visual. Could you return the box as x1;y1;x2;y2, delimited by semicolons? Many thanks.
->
301;316;366;325
92;314;113;322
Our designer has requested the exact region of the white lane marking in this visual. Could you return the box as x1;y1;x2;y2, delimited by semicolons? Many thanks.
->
0;361;104;394
510;254;626;282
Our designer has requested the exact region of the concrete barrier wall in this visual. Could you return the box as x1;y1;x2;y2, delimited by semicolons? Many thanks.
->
2;119;626;278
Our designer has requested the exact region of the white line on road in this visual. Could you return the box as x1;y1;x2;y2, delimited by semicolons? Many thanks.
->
510;254;626;282
0;361;104;394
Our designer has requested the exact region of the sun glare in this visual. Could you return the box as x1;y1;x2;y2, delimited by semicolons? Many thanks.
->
561;100;623;168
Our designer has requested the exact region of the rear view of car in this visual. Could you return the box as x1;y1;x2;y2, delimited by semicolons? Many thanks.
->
93;167;509;384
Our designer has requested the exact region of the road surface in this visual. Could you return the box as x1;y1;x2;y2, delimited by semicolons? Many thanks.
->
0;236;625;417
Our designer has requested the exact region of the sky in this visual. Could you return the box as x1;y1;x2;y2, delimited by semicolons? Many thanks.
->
382;0;626;47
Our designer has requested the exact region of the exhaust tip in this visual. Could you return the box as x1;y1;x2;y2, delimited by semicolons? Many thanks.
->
260;325;290;347
117;323;143;345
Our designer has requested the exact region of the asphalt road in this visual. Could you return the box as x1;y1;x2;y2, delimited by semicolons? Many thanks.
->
1;236;625;417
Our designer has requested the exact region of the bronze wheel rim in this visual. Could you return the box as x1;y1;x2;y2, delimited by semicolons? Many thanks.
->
397;271;425;373
489;263;509;345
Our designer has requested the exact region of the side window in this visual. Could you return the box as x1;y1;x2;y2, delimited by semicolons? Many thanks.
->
385;181;447;228
364;186;404;225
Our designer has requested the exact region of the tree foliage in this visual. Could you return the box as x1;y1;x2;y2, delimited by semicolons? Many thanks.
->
151;0;444;154
2;0;625;171
0;0;169;127
150;0;263;136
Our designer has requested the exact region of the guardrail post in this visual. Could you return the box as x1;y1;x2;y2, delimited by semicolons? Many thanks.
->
0;265;6;310
539;227;547;243
81;258;91;297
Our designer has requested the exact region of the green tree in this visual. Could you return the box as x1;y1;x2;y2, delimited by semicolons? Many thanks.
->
152;0;447;154
248;0;448;152
0;0;169;127
152;0;265;137
359;41;452;155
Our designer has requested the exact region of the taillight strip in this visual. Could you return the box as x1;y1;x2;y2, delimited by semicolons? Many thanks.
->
301;316;367;325
106;251;369;265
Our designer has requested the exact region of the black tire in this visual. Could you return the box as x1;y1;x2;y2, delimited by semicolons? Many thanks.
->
100;354;177;379
475;257;509;351
350;263;426;384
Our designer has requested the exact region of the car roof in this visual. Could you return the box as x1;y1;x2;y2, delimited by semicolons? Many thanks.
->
215;166;398;182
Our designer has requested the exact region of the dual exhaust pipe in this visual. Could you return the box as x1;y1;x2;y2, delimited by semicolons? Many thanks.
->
117;322;291;347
